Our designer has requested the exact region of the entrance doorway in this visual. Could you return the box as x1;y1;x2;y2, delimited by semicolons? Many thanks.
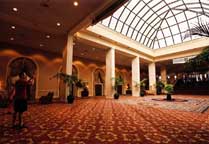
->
95;84;103;96
7;57;38;101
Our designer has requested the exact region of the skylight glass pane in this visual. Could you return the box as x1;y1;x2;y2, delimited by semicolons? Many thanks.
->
179;22;189;33
126;12;135;25
159;39;166;47
113;6;125;18
167;17;177;26
143;11;154;21
162;28;171;37
131;17;140;28
135;20;144;31
133;1;145;14
157;31;164;39
136;33;142;41
122;24;128;35
109;17;117;29
170;25;180;35
132;30;138;40
120;8;130;22
176;12;186;23
149;0;161;8
173;34;182;44
101;16;111;26
166;37;174;46
146;14;157;24
127;27;133;37
127;0;138;10
139;6;149;16
115;21;123;32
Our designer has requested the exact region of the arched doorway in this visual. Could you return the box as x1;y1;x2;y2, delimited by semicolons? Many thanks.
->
116;72;124;95
7;57;38;101
94;69;105;96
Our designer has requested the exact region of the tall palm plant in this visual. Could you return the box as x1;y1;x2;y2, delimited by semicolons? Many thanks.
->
184;21;209;39
184;21;209;72
51;72;84;103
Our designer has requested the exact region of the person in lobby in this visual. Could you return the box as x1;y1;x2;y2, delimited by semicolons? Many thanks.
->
12;71;34;129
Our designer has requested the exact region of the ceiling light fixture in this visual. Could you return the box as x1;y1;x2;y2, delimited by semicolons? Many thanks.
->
73;1;79;6
56;22;61;26
11;26;16;29
10;37;14;41
46;35;50;38
12;8;18;12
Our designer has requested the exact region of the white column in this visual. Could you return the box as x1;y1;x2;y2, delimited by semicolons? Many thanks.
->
105;48;115;98
132;56;140;97
161;66;167;83
148;62;156;94
62;34;74;100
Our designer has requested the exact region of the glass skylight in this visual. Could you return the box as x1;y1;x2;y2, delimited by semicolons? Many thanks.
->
101;0;209;49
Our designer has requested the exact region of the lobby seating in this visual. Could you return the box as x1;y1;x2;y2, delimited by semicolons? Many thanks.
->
39;92;54;104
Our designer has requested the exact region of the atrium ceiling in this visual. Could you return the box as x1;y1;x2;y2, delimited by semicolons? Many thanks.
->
101;0;209;49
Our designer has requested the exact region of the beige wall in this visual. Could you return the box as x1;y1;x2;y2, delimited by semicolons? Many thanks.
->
0;44;62;99
73;57;131;97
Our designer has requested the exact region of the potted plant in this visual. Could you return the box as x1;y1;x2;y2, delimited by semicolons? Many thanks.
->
135;79;147;96
140;79;147;96
112;76;124;99
52;72;81;104
156;81;165;95
164;84;174;101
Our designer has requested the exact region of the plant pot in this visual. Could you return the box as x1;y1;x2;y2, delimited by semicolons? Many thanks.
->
157;88;162;95
166;94;172;101
81;89;89;97
114;93;120;99
67;95;74;104
140;90;145;97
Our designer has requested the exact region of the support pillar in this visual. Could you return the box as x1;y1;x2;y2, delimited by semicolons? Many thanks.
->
161;66;167;83
132;56;140;97
61;34;74;101
105;48;115;98
148;62;156;94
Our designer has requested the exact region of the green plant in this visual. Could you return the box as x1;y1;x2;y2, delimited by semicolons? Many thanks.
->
112;76;124;99
164;84;174;94
52;72;84;103
156;81;165;95
135;79;147;96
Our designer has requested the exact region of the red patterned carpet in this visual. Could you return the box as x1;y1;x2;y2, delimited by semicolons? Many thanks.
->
0;96;209;144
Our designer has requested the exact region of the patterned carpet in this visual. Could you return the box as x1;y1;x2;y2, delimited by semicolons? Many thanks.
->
119;95;209;113
0;96;209;144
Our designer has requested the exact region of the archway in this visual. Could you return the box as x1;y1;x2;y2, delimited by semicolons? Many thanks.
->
116;71;124;95
7;57;38;101
93;68;105;96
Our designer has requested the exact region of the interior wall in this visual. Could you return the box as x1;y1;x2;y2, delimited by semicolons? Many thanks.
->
0;44;62;99
73;57;132;96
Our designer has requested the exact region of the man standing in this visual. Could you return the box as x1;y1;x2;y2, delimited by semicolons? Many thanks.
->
12;72;33;129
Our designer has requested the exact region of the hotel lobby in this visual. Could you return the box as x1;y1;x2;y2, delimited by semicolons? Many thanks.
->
0;0;209;143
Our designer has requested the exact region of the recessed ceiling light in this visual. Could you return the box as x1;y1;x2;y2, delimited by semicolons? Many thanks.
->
13;8;18;12
73;1;79;6
40;44;44;47
10;37;14;41
56;22;61;26
11;26;16;29
46;35;50;38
